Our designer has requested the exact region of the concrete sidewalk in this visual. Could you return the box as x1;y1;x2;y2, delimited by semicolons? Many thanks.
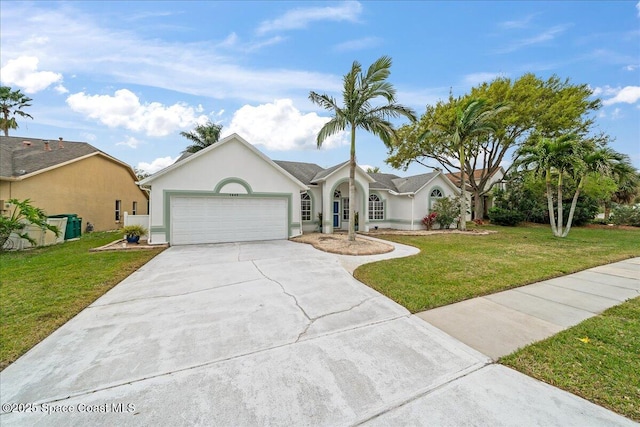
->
417;257;640;360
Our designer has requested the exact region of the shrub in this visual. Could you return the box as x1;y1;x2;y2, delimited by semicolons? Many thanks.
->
432;197;460;229
421;212;437;230
0;199;60;251
121;224;148;237
488;207;524;226
610;205;640;227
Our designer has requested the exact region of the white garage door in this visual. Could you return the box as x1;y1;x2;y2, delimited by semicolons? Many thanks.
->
171;197;288;245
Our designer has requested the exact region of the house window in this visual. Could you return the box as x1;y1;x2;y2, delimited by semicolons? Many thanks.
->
115;200;122;221
342;198;349;220
369;194;384;220
132;201;138;215
301;193;311;221
430;188;444;198
334;190;341;199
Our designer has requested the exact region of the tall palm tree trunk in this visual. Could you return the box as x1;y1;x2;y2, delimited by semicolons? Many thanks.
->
557;173;564;236
563;178;584;237
348;125;357;241
545;169;559;236
459;145;467;231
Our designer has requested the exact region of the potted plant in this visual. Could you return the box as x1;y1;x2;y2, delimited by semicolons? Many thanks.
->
317;212;323;232
121;224;147;244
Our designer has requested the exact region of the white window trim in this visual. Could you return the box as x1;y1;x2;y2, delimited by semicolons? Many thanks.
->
301;193;311;221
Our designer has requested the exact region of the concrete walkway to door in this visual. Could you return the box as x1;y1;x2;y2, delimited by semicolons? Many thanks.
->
0;241;635;426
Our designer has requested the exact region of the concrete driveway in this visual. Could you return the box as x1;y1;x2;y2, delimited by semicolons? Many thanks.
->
0;241;635;426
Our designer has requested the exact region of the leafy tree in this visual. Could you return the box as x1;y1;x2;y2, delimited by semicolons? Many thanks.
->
516;134;622;237
309;55;416;241
0;199;59;251
387;74;601;220
133;167;151;181
180;121;222;153
0;86;33;136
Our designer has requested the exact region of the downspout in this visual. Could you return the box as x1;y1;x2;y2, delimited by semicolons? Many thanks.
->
410;194;414;230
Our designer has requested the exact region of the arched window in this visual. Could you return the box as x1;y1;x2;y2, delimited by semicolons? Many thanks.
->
301;192;311;221
334;189;341;199
368;194;384;220
430;188;444;198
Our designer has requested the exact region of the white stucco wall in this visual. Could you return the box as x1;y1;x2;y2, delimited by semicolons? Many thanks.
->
145;136;306;244
321;166;371;233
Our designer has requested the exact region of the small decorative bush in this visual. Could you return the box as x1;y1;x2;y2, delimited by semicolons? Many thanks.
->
432;197;460;229
488;207;524;226
610;205;640;227
121;224;148;237
421;212;437;230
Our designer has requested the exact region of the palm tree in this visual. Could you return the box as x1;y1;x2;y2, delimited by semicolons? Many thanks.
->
517;134;621;237
517;134;581;237
180;121;222;153
309;56;416;241
421;98;508;231
563;146;622;236
0;86;33;136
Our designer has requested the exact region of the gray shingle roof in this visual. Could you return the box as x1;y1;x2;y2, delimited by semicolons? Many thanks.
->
273;160;325;185
395;172;439;193
310;161;349;183
0;136;100;178
368;172;402;191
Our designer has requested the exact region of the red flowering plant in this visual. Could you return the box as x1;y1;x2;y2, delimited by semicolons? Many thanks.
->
421;212;438;230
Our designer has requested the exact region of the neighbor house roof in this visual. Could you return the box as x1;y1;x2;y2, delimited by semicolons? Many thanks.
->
0;136;136;181
445;168;504;187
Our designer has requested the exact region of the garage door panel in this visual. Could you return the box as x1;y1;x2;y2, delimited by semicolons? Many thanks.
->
171;197;288;245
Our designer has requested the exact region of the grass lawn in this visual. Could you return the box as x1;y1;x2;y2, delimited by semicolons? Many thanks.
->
355;224;640;313
501;297;640;422
0;232;164;370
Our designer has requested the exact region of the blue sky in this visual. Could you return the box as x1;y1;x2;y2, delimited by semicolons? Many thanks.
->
1;1;639;176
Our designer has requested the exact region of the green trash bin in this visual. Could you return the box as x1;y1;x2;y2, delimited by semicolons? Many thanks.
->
48;214;81;240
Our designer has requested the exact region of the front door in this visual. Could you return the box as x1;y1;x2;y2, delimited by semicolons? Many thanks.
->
333;201;340;228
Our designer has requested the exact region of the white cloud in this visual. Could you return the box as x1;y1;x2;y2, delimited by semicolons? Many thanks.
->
602;86;640;105
137;156;178;174
0;56;63;93
333;37;381;52
637;1;640;17
66;89;209;137
590;85;620;97
463;72;506;86
498;14;537;29
81;132;97;142
54;84;68;94
496;25;569;54
0;4;341;103
224;99;347;151
624;64;638;71
116;136;142;149
257;1;362;35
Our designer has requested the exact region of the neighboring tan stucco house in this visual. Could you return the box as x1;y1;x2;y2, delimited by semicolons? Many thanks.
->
139;133;461;246
0;136;148;232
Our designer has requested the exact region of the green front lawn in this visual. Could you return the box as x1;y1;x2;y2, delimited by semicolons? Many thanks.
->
355;224;640;313
501;297;640;422
0;232;164;370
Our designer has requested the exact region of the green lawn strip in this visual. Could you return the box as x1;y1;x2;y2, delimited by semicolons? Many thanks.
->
500;297;640;422
354;224;640;313
0;232;164;370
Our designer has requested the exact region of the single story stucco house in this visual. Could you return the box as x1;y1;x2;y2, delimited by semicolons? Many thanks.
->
138;134;461;245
